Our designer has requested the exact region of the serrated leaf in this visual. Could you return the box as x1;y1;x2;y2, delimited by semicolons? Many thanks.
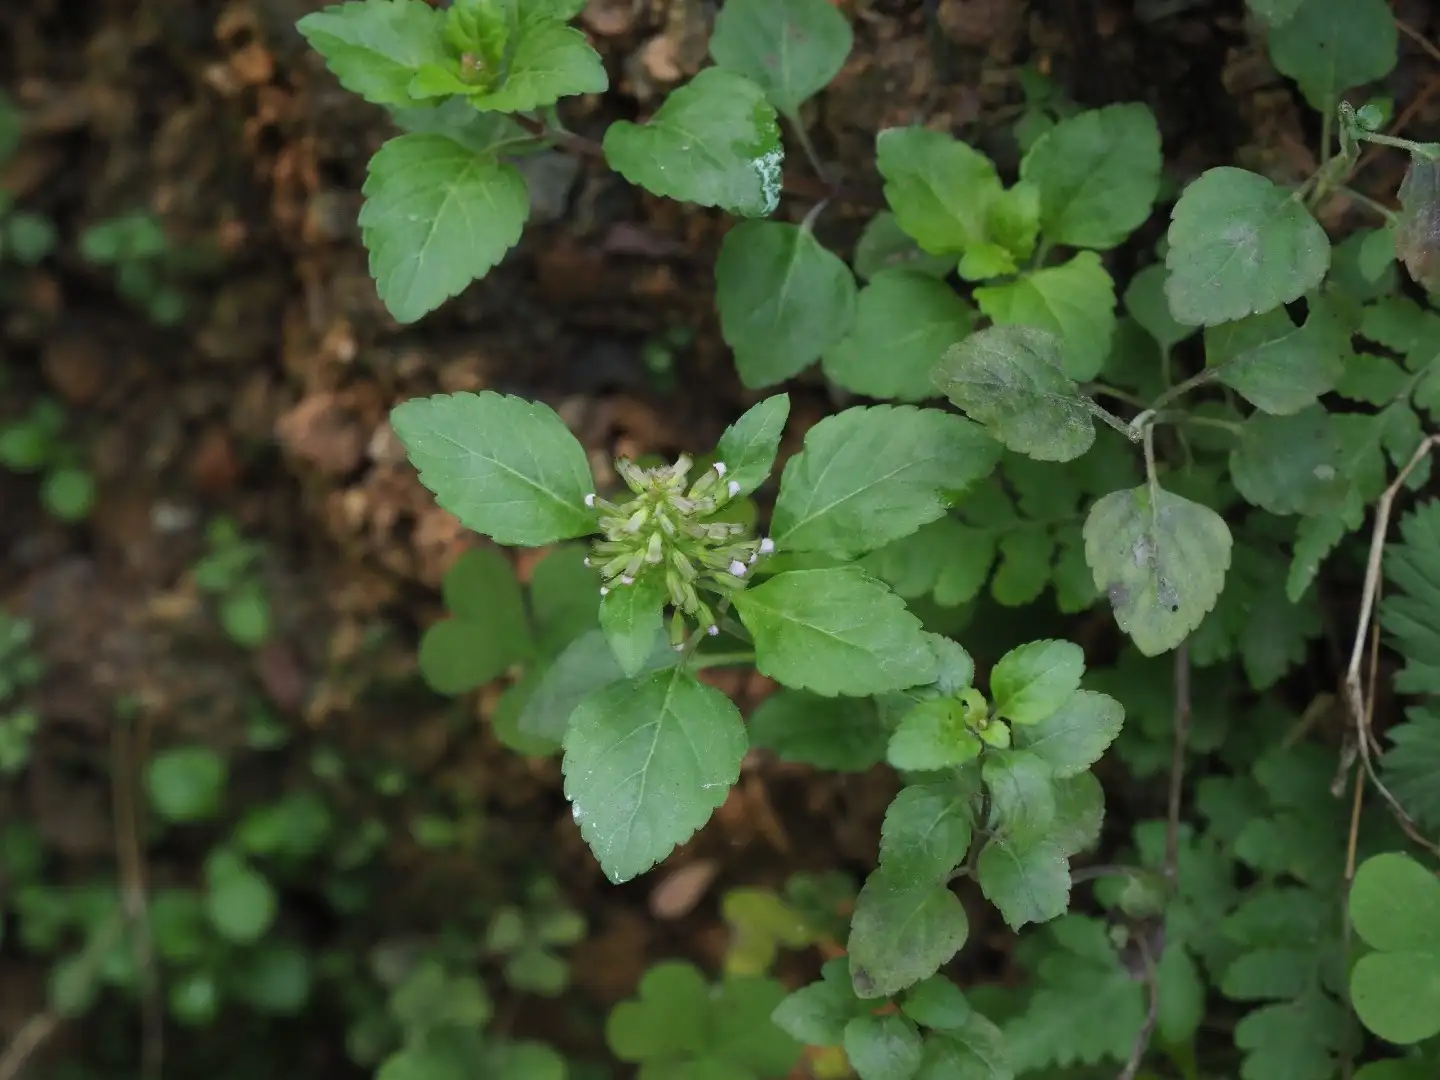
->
772;959;866;1046
974;252;1116;380
599;576;667;676
976;834;1069;929
878;779;977;882
716;394;790;497
707;0;853;117
900;977;972;1031
1084;484;1233;655
519;628;677;742
772;405;1000;558
991;528;1055;607
1380;707;1440;832
1019;103;1162;250
915;1018;1013;1080
360;134;529;323
823;270;974;402
887;698;984;772
1383;494;1440;695
1269;0;1398;113
1124;262;1195;354
1013;690;1124;777
603;68;783;217
1206;295;1350;414
848;867;968;999
876;127;1004;255
854;212;954;280
459;21;607;113
1230;406;1348;516
1164;167;1330;326
735;567;937;696
990;639;1085;725
934;325;1098;462
1286;512;1350;602
843;1014;923;1080
298;0;447;108
1050;771;1105;857
390;390;594;545
716;221;857;387
562;667;746;883
982;751;1057;837
748;689;887;771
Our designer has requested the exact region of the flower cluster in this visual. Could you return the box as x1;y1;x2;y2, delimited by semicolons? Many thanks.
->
585;456;774;640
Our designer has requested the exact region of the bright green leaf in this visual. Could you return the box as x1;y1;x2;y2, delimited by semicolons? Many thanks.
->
147;747;227;823
716;394;791;497
360;133;530;323
990;639;1084;725
603;68;783;217
297;0;447;107
854;212;954;280
974;252;1116;380
1013;690;1125;777
462;21;607;113
390;391;595;546
707;0;853;117
887;698;984;772
599;576;667;677
876;127;1003;255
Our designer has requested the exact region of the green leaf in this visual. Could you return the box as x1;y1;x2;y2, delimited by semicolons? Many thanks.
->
974;252;1116;380
899;976;972;1030
390;391;594;546
603;68;783;217
1124;262;1196;354
1013;690;1124;777
359;133;530;323
848;867;969;999
772;405;999;558
1269;0;1398;112
878;778;977;882
748;690;887;771
1206;295;1351;414
716;394;790;497
735;567;937;696
1249;0;1306;24
527;546;600;655
934;325;1098;462
297;0;447;107
1381;707;1440;832
976;834;1068;929
147;747;227;823
707;0;853;117
1397;155;1440;297
990;639;1084;725
607;961;711;1060
982;751;1057;837
563;667;746;883
715;221;857;387
1382;502;1440;695
914;1018;1013;1080
772;959;865;1046
1019;103;1162;250
517;628;677;742
876;127;1003;255
1230;406;1348;516
843;1014;923;1080
459;21;607;113
1050;771;1105;857
823;270;975;402
1349;852;1440;1044
599;576;667;677
1084;484;1233;656
204;852;276;944
1165;166;1330;326
887;698;983;772
854;212;955;280
420;548;533;693
712;976;806;1076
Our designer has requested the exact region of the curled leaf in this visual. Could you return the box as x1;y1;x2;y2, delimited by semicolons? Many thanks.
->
1397;154;1440;296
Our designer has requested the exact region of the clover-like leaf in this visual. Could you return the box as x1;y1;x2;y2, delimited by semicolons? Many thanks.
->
989;639;1085;725
707;0;853;118
1165;166;1330;326
562;667;746;882
824;270;975;402
716;221;857;387
390;390;595;546
360;134;530;323
1083;484;1233;656
1349;852;1440;1044
772;405;1000;558
735;567;937;696
297;0;447;108
1269;0;1398;113
974;252;1116;380
715;394;790;497
934;325;1098;462
419;547;534;693
1019;103;1162;250
603;68;783;217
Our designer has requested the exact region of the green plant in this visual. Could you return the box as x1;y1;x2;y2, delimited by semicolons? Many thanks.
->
0;397;97;522
301;0;1440;1076
483;878;584;995
193;516;273;648
79;210;189;325
0;613;41;775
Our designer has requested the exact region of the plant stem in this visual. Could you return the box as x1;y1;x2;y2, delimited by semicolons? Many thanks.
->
1129;368;1218;436
1085;382;1149;410
789;116;829;185
1084;400;1143;442
1336;185;1399;222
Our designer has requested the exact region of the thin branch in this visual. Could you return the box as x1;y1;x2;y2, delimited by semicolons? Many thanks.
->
1397;18;1440;66
1166;642;1190;889
1343;434;1440;859
1117;932;1161;1080
113;716;163;1080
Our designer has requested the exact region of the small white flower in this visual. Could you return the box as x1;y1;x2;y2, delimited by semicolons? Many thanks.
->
727;480;740;497
582;557;591;567
599;586;609;596
584;493;596;508
729;560;748;577
758;537;775;555
713;461;727;477
620;575;634;586
707;624;720;637
748;553;758;564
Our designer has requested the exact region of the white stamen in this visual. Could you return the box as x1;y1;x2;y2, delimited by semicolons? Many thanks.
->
674;643;686;651
707;624;720;637
620;575;634;586
729;560;747;578
749;553;758;564
599;586;609;596
713;461;727;477
584;493;596;508
727;480;740;497
583;557;591;567
758;537;775;555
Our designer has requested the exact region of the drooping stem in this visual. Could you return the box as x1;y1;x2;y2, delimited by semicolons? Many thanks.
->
1129;367;1218;436
1084;399;1143;443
